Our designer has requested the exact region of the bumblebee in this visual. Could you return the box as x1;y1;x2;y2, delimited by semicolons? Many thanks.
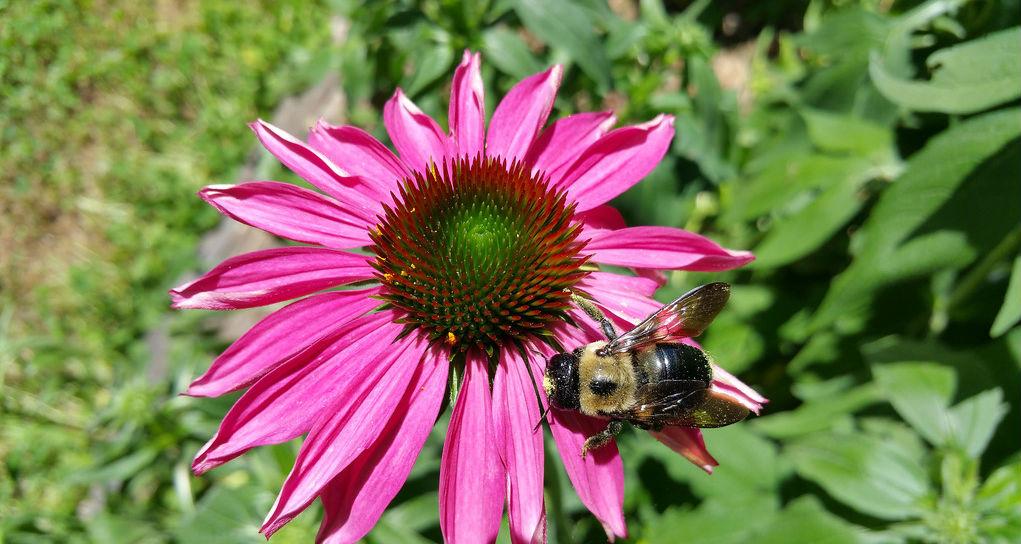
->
542;282;749;456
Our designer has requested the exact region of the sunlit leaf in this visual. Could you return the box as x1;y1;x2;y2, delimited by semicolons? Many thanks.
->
872;362;955;447
870;27;1021;114
810;108;1021;331
991;256;1021;337
948;388;1008;459
514;0;613;91
788;431;930;520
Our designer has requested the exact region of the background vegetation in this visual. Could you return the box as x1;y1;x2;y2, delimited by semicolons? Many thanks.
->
2;0;1017;542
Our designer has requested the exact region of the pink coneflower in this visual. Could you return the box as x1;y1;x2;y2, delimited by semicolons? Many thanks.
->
172;50;764;543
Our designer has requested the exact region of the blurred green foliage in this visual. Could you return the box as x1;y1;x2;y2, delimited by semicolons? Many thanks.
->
2;0;1018;542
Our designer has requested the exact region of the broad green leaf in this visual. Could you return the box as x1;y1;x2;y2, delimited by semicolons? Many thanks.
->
872;362;955;447
404;42;454;96
481;27;544;79
788;431;930;520
727;155;860;222
641;495;778;544
514;0;612;91
685;425;786;500
948;388;1008;459
755;496;874;544
991;255;1021;337
810;108;1021;331
870;27;1021;114
751;156;873;268
801;108;892;156
753;383;881;440
974;457;1021;542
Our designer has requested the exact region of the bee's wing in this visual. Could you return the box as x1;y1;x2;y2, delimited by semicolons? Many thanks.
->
618;379;749;428
613;380;707;427
603;282;730;354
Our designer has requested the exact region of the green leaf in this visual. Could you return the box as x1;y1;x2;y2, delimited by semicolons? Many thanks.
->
753;383;882;440
948;388;1008;459
641;495;778;544
810;108;1021;331
755;496;874;544
481;27;545;79
974;457;1021;541
788;431;930;520
991;255;1021;337
751;156;873;268
514;0;613;91
872;362;955;447
800;108;892;156
404;42;454;96
870;27;1021;114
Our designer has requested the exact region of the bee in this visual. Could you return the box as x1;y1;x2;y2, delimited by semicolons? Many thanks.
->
542;282;749;456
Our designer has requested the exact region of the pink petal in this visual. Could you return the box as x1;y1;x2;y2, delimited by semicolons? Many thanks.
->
532;340;627;541
439;353;506;543
250;120;383;221
316;347;449;544
308;121;412;198
448;50;485;159
583;226;755;271
192;312;398;474
574;204;626;230
487;65;563;163
494;345;547;544
557;115;674;212
526;111;616;181
199;182;372;249
185;288;382;397
383;89;455;173
576;272;661;323
262;332;430;537
648;427;718;474
169;247;375;310
712;365;768;414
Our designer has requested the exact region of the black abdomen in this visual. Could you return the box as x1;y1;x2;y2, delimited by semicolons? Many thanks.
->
635;343;713;386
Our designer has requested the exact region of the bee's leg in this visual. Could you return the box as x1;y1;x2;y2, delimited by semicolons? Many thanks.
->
569;292;618;341
581;419;625;458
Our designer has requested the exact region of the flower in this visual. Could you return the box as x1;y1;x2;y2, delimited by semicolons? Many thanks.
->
172;50;764;543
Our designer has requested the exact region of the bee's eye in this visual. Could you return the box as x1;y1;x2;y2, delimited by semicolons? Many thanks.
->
589;378;618;397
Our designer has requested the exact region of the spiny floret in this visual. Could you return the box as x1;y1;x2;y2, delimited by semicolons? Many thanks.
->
369;156;588;353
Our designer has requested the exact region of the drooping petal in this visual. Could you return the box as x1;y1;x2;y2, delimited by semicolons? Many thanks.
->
439;354;506;543
250;120;383;220
711;365;767;414
199;182;372;249
494;345;546;544
449;50;485;159
185;288;382;397
583;225;755;271
557;115;674;212
192;312;398;474
169;247;375;310
383;89;455;173
526;111;616;181
486;65;563;163
648;427;718;474
532;340;627;541
308;121;412;197
316;347;449;544
262;332;430;537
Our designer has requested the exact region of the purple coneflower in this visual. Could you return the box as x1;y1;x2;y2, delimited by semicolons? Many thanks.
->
172;50;765;543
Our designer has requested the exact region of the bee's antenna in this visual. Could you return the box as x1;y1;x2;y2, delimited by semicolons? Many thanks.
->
568;290;617;340
533;402;552;432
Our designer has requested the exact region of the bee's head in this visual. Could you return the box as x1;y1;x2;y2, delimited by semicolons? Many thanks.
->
544;352;580;410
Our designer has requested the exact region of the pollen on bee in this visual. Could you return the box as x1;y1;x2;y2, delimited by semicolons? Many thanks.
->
445;331;458;345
